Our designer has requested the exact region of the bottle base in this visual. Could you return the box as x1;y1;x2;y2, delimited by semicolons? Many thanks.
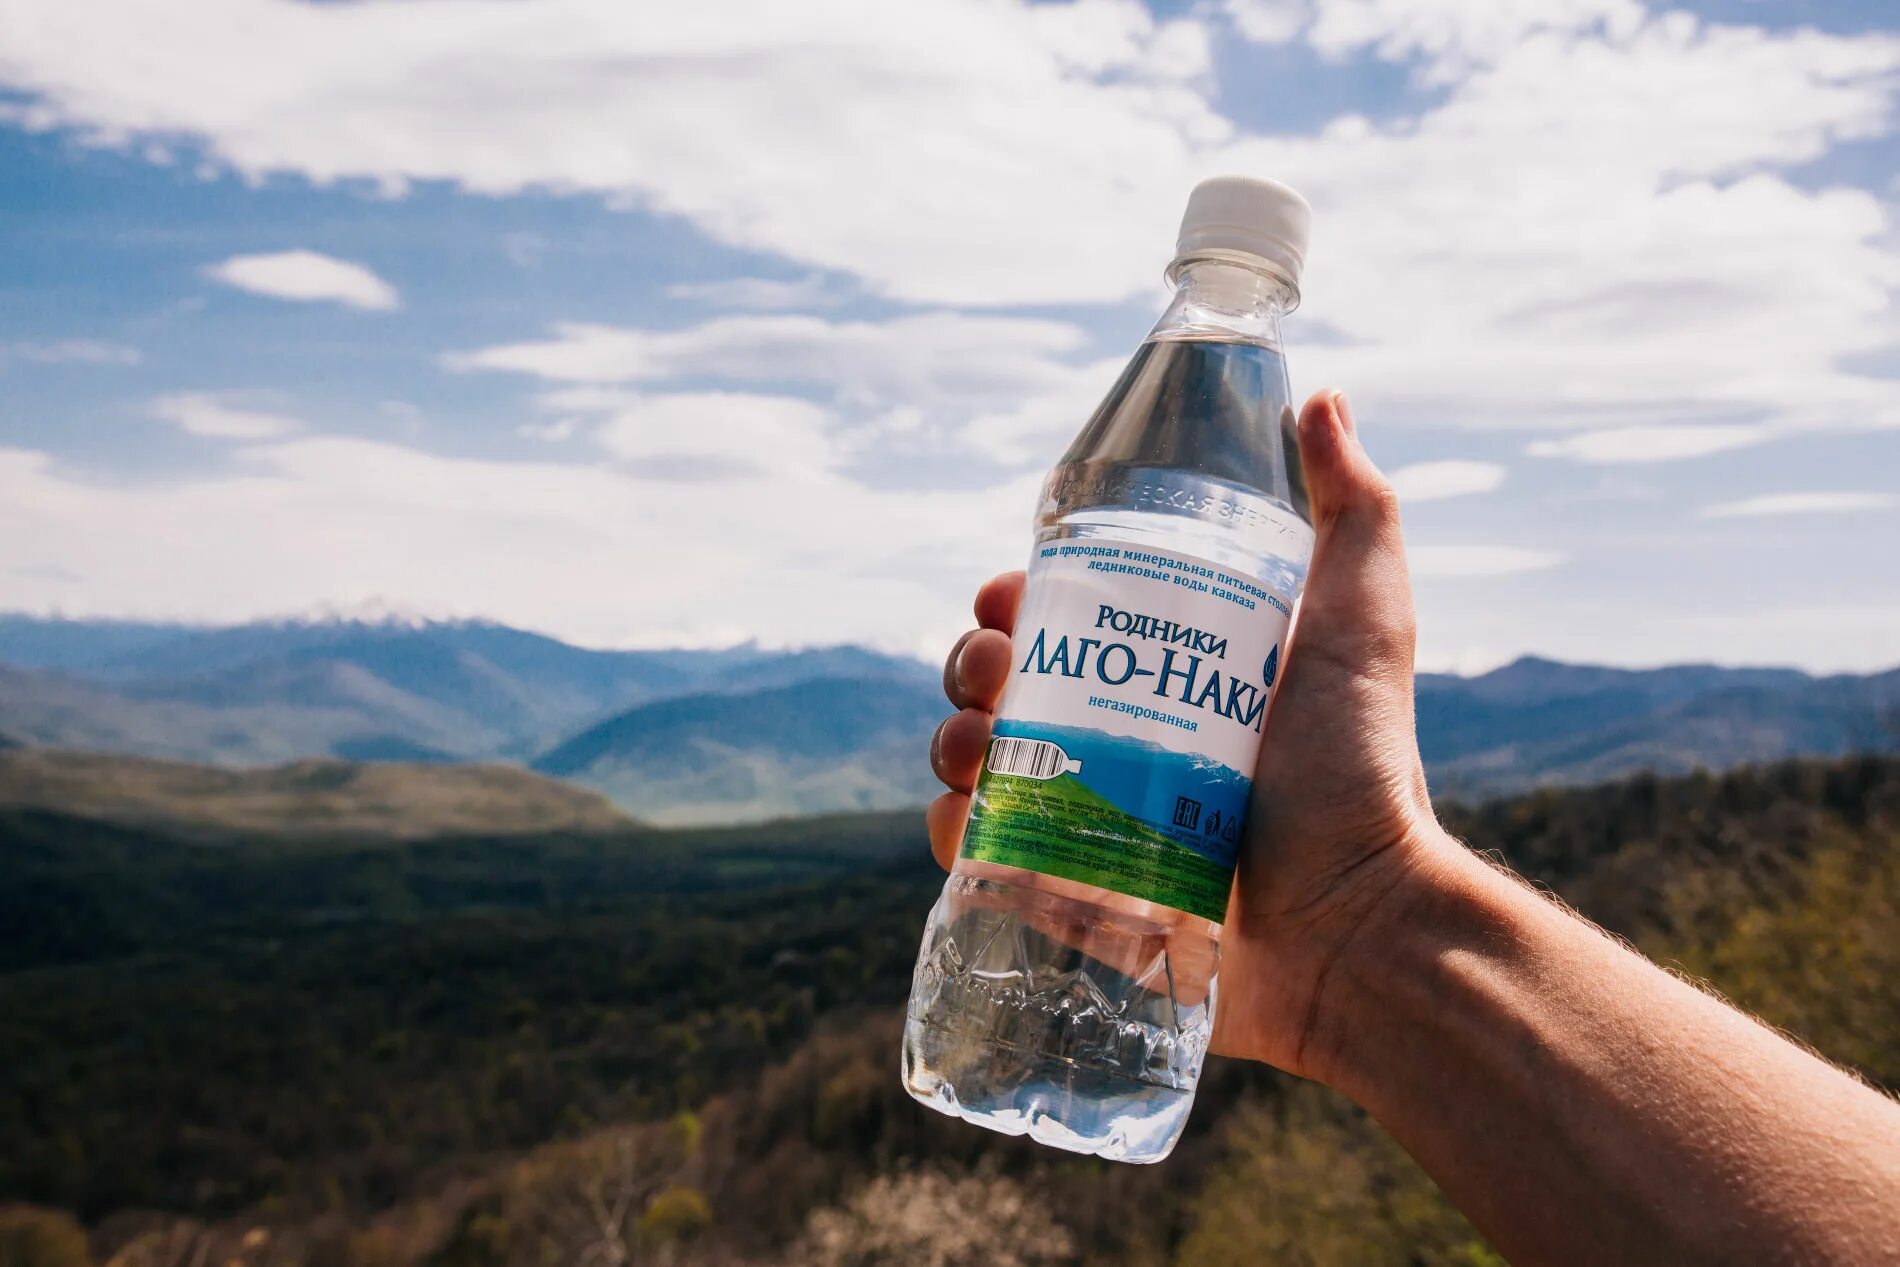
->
902;1016;1194;1164
901;869;1214;1164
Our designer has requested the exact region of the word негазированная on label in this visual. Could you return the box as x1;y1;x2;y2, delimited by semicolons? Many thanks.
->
958;538;1293;922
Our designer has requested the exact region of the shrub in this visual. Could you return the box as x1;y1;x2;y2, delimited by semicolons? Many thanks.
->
0;1207;92;1267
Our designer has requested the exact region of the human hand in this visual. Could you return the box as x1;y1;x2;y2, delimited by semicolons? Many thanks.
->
927;389;1445;1083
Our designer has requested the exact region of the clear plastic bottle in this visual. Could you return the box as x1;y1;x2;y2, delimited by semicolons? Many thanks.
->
902;177;1316;1164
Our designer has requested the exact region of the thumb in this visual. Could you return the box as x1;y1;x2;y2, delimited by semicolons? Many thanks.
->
1290;390;1417;684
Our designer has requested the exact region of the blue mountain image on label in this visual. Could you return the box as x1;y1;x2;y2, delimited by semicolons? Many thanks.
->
988;718;1253;870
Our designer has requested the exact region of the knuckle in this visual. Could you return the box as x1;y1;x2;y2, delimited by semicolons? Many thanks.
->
1378;600;1418;651
1362;479;1403;523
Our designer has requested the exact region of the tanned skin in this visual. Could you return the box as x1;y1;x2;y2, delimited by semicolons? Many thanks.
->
927;390;1900;1266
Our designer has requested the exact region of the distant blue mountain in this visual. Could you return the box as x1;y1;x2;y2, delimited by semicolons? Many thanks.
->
0;614;934;779
535;673;943;823
0;614;1893;821
1414;656;1815;767
0;615;200;673
1417;658;1900;799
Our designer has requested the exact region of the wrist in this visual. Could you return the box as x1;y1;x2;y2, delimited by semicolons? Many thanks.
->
1290;823;1501;1092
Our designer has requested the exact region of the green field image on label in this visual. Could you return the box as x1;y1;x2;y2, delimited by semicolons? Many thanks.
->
960;770;1232;922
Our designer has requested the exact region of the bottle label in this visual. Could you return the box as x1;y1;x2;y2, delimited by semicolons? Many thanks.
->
958;538;1294;922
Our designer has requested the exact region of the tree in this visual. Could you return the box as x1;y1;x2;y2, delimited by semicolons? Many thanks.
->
1173;1089;1500;1267
794;1167;1073;1267
0;1207;92;1267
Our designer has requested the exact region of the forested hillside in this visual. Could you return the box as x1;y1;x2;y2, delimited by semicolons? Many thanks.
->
2;757;1896;1265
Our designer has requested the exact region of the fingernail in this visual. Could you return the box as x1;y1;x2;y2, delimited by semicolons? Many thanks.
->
1332;390;1357;437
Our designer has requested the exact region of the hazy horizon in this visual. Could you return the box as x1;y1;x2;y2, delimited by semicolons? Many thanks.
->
5;604;1897;680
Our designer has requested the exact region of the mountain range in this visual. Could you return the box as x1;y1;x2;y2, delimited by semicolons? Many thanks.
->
0;614;940;822
1;613;1894;822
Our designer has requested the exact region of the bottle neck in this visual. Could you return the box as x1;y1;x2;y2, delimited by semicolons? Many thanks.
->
1149;257;1294;348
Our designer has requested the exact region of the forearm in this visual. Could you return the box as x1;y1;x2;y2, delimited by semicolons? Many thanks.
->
1310;831;1900;1267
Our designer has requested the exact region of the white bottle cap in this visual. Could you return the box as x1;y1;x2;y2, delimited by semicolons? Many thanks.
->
1169;175;1311;298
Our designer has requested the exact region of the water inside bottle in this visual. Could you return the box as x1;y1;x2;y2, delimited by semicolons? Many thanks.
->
903;335;1311;1163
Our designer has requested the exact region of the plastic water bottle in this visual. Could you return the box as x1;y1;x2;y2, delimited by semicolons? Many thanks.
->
902;177;1316;1163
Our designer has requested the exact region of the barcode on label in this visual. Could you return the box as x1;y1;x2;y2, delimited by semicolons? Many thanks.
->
986;737;1082;780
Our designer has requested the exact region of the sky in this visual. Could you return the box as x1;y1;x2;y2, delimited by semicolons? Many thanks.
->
0;0;1897;673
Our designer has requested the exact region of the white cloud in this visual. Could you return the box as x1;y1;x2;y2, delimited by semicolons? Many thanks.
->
592;392;839;475
1388;458;1505;502
954;366;1124;465
448;312;1090;395
1421;598;1900;674
666;275;842;311
149;392;302;440
1295;0;1645;80
0;436;1037;659
1278;40;1900;444
516;419;579;443
1646;602;1900;672
3;339;141;366
1408;544;1562;577
1702;490;1897;519
1;0;1896;453
450;311;1121;464
1224;0;1306;45
0;0;1218;307
204;250;399;311
1526;424;1775;463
